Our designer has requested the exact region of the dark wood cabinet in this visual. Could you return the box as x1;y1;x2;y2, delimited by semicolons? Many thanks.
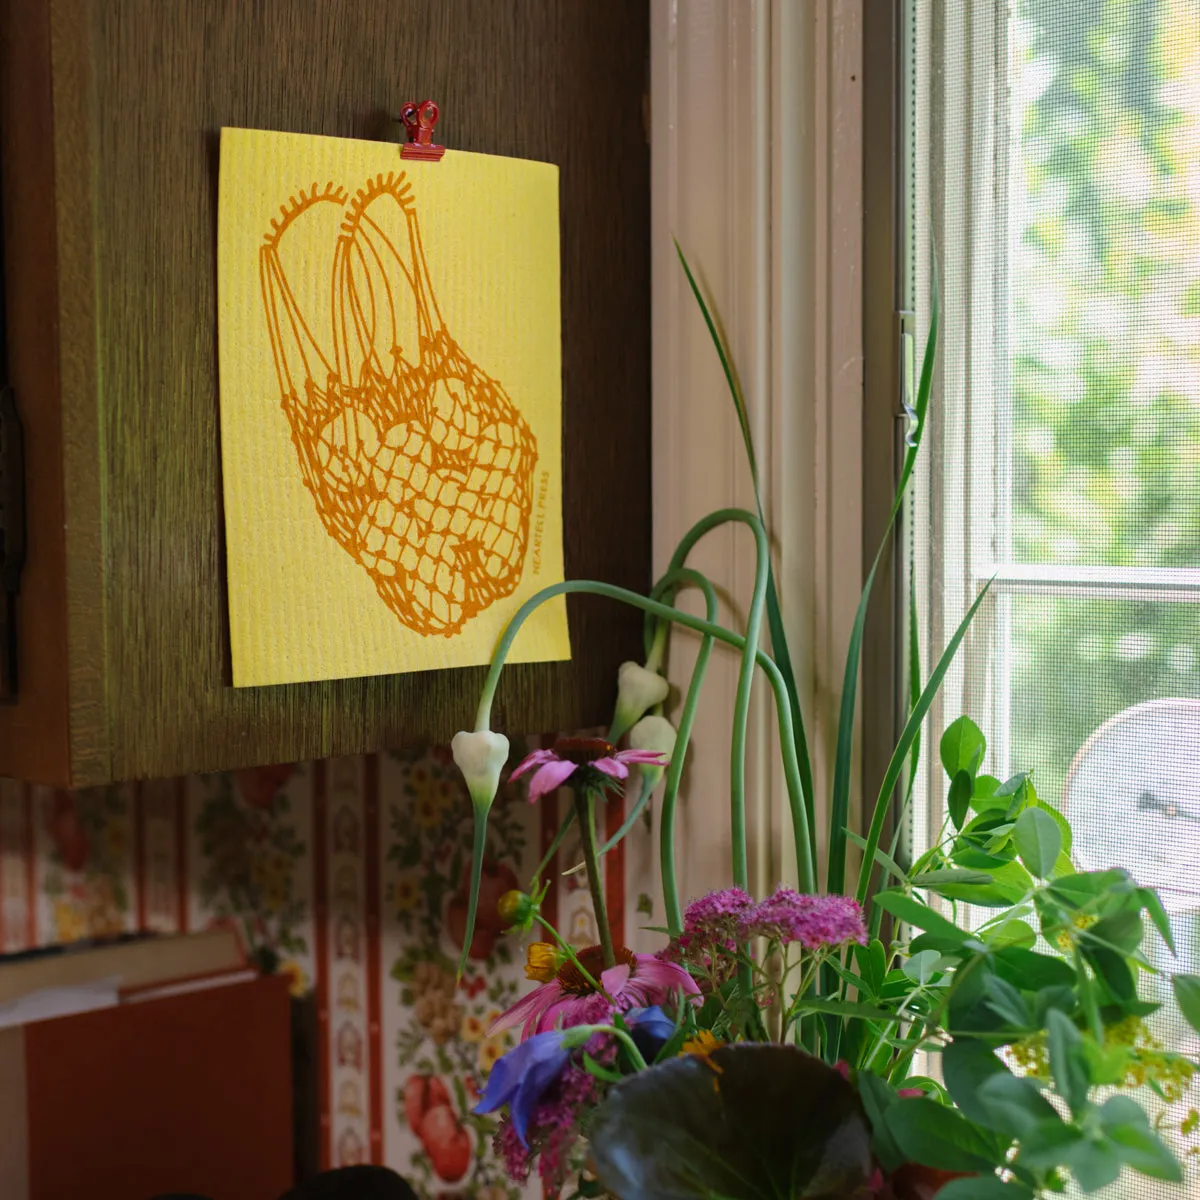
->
0;0;650;786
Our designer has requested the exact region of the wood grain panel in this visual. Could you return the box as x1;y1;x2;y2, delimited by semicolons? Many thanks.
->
2;0;650;784
0;0;73;782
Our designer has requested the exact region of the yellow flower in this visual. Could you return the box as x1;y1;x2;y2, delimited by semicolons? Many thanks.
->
394;873;420;914
54;899;87;944
525;941;561;983
478;1036;508;1074
681;1030;723;1060
414;792;442;830
1054;912;1097;952
460;1011;487;1043
278;959;309;998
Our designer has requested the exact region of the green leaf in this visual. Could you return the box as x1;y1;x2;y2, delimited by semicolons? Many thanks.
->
1034;798;1072;855
675;243;818;891
948;771;973;830
589;1045;875;1200
936;861;1035;908
1046;1009;1090;1113
859;560;988;910
1172;973;1200;1035
934;1178;1031;1200
1083;945;1135;1003
883;1097;1000;1172
1058;1138;1122;1193
1013;808;1061;879
903;949;943;985
940;716;986;780
829;552;887;894
1033;984;1078;1025
1047;869;1134;907
976;1072;1063;1138
1083;909;1144;956
971;775;1004;812
1098;1096;1183;1182
982;976;1032;1029
792;997;896;1021
1138;887;1176;955
873;890;970;947
984;919;1037;950
857;1068;906;1172
992;774;1035;822
911;867;995;888
846;830;909;886
854;938;888;997
845;270;940;902
940;1039;1006;1126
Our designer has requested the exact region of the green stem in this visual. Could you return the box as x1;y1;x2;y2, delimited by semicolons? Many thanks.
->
474;577;815;891
576;791;615;968
597;772;655;858
659;509;771;892
571;1025;649;1072
457;811;488;978
533;914;606;996
651;567;718;934
530;806;576;890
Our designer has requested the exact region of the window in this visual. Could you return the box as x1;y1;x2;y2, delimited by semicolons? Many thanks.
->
909;2;1200;1191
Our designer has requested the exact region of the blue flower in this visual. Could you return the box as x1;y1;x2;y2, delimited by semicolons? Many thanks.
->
627;1005;677;1059
473;1030;569;1145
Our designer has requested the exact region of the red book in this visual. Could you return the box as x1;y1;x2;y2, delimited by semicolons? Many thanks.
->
0;973;293;1200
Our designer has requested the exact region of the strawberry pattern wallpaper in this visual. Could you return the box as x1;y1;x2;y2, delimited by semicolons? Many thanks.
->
0;740;633;1197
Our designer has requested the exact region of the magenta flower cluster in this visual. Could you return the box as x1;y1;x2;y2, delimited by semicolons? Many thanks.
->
683;886;867;951
494;1061;600;1188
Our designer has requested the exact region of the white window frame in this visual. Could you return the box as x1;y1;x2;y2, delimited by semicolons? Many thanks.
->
910;0;1200;862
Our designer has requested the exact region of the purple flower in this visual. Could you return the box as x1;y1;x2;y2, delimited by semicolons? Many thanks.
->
510;737;668;803
484;1007;681;1185
474;1030;569;1145
626;1004;677;1059
683;887;756;939
489;944;700;1041
492;1061;599;1188
741;888;867;950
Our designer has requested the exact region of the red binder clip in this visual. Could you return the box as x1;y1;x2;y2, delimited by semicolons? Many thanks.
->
400;100;445;161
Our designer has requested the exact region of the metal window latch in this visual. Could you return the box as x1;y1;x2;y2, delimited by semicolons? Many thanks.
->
0;383;25;701
897;308;917;443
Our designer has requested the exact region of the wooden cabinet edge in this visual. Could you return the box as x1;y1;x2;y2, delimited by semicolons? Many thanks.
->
0;0;80;787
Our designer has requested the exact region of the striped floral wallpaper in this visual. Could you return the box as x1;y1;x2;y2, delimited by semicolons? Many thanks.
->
0;739;639;1198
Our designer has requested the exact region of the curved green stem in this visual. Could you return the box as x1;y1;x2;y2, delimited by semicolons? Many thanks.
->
650;567;718;934
655;509;771;892
570;1025;649;1072
530;807;576;891
475;579;739;731
653;565;817;921
470;577;815;932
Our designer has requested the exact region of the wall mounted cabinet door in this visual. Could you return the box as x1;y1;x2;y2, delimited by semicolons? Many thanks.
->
0;0;650;787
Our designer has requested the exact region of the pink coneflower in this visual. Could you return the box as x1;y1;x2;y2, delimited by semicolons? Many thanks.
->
510;738;668;803
489;944;700;1040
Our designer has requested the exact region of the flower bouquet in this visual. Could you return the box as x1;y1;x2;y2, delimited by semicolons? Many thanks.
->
449;254;1200;1199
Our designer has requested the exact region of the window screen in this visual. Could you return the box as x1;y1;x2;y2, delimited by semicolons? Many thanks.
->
908;2;1200;1192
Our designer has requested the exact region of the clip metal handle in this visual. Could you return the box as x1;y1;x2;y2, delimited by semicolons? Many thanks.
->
400;99;445;162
